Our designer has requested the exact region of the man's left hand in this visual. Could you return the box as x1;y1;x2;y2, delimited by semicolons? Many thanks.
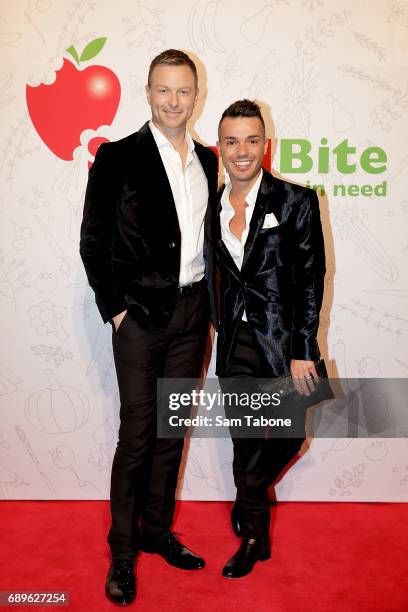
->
290;359;318;396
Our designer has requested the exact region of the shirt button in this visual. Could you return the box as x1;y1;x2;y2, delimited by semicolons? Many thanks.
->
169;241;176;249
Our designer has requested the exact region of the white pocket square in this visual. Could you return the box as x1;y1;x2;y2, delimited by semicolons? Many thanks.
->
262;212;279;229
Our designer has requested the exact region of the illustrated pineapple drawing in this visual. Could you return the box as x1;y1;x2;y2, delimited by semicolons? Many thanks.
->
277;62;318;138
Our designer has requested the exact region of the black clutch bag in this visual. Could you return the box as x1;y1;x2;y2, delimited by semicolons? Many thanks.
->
261;358;333;402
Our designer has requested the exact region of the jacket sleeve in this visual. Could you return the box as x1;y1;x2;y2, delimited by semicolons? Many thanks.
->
290;188;326;361
79;142;128;323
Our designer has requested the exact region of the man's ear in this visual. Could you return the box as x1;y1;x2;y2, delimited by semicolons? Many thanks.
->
263;138;268;155
193;87;199;107
216;141;221;155
145;84;151;105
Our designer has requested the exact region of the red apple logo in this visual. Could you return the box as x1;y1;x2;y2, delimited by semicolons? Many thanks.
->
26;37;120;161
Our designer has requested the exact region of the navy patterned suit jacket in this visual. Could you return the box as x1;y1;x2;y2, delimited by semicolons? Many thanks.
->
215;169;326;377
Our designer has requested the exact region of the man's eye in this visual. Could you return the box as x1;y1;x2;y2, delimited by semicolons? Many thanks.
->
225;140;236;146
249;139;259;145
180;90;189;95
158;88;167;93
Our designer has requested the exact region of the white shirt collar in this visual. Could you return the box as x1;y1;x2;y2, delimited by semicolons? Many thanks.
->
148;120;195;157
221;168;264;211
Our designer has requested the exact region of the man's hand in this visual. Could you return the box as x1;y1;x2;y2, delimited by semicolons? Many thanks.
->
290;359;318;396
112;309;127;332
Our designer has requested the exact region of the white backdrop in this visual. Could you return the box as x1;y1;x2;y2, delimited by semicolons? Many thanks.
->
1;0;407;501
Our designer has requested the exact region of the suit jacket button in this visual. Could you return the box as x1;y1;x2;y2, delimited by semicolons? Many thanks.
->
169;241;176;249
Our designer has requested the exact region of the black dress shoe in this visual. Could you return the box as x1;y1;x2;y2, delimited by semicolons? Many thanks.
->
105;557;136;605
231;503;241;537
222;537;271;579
142;532;205;570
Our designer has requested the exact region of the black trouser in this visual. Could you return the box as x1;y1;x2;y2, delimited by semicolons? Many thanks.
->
222;322;305;539
107;282;209;559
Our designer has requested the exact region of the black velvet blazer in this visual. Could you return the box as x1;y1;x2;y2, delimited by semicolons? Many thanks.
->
79;121;219;329
215;169;326;377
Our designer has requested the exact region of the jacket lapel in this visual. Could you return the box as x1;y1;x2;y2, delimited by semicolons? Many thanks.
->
135;122;179;227
241;171;283;271
195;142;216;229
194;144;212;183
216;185;242;275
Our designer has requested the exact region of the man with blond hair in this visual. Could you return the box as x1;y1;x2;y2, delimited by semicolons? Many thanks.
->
80;49;218;604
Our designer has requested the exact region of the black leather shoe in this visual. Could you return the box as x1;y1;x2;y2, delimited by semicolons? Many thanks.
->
222;537;271;579
105;557;136;605
142;532;205;570
231;503;241;537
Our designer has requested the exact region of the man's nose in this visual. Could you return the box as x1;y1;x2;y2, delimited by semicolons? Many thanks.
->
168;91;179;107
236;141;249;156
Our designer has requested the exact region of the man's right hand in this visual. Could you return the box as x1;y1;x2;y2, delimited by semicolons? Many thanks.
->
113;309;127;332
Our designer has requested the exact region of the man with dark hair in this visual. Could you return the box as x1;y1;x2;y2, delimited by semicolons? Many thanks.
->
80;49;218;604
216;99;325;578
219;98;266;130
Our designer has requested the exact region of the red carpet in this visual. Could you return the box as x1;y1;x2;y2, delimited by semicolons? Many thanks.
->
1;501;407;611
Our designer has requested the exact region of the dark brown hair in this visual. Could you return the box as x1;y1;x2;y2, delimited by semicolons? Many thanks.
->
148;49;198;88
218;99;265;135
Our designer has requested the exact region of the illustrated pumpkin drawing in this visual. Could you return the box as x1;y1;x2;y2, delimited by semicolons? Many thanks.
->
25;370;90;434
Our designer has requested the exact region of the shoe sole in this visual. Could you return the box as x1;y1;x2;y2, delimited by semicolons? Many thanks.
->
259;550;271;561
222;551;271;579
105;589;135;605
142;549;205;570
162;556;206;570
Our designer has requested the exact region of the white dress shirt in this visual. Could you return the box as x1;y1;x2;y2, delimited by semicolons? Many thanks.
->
149;120;209;286
220;169;263;321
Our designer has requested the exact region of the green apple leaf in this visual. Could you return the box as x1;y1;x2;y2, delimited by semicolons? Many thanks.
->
66;45;80;65
79;37;107;62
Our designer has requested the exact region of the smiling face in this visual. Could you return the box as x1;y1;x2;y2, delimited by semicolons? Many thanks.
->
146;63;198;137
218;116;268;189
